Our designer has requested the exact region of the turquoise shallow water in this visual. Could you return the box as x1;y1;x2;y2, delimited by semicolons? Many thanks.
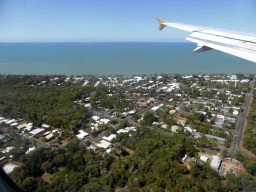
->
0;42;255;76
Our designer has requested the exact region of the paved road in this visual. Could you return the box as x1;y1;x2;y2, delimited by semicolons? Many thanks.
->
229;79;254;156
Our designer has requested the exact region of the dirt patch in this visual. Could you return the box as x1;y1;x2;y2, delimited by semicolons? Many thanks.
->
123;147;134;156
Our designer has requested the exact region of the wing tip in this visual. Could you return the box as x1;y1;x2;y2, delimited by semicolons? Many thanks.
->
156;17;168;31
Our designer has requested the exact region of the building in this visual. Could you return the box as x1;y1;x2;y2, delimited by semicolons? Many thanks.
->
100;118;110;124
117;129;129;134
76;130;89;140
205;134;226;142
96;140;112;149
184;126;193;133
3;164;19;174
171;125;179;133
169;110;177;115
41;124;49;128
46;133;54;140
103;134;117;142
2;146;15;154
200;155;209;162
25;147;36;154
29;128;45;136
87;144;98;151
211;155;222;170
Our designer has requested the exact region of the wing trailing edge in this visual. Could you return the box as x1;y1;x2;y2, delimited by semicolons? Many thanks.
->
155;17;256;63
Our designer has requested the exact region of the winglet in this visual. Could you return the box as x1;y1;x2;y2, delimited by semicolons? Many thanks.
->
156;17;168;31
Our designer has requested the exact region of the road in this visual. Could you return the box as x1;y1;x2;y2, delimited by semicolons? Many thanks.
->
229;79;254;156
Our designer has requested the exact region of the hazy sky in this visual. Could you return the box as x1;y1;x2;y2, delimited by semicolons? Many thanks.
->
1;0;256;42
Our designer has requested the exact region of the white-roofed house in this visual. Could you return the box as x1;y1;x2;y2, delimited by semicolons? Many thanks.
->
184;126;193;133
17;123;28;129
210;155;222;170
6;119;16;124
10;122;18;126
125;126;137;132
46;133;54;140
2;146;15;154
233;110;239;116
25;147;36;154
92;116;100;121
96;140;112;149
29;128;45;136
3;164;19;174
103;134;117;142
41;124;49;128
87;144;98;151
117;129;129;134
76;130;89;140
100;118;110;124
200;155;209;163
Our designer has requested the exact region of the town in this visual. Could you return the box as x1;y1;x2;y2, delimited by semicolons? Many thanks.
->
0;73;256;191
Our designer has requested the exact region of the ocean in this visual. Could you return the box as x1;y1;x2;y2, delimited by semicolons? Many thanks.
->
0;42;255;76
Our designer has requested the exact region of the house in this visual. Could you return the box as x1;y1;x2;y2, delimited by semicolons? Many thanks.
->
210;155;222;170
76;130;89;140
10;122;18;126
100;118;110;124
161;124;168;129
2;146;15;154
169;109;177;115
171;125;179;133
29;128;45;136
138;104;147;107
182;154;188;161
128;109;136;115
121;112;128;117
226;117;236;123
96;140;112;149
87;144;98;151
0;134;5;140
184;126;193;133
3;164;19;174
46;133;54;140
233;110;239;116
200;155;209;162
103;134;117;142
17;123;28;130
177;119;186;126
125;127;137;132
193;132;202;139
41;124;49;128
117;129;129;134
138;97;145;102
106;149;112;154
25;147;35;154
84;103;91;109
205;134;226;142
92;116;100;121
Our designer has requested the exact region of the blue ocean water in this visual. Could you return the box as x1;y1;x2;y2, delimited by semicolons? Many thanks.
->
0;42;255;76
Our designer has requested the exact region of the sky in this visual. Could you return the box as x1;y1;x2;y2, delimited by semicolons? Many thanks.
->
0;0;256;42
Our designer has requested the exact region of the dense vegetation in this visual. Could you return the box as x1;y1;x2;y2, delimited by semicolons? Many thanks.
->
8;126;256;192
2;74;256;191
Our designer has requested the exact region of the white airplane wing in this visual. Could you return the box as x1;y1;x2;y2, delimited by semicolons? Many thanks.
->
156;17;256;63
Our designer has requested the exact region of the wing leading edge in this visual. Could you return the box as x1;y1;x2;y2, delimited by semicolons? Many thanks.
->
156;17;256;63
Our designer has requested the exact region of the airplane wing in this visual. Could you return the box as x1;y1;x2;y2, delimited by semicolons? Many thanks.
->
156;17;256;63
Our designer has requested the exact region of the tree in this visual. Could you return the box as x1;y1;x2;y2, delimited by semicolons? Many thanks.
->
21;177;37;192
221;149;228;158
143;112;157;126
41;161;52;174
